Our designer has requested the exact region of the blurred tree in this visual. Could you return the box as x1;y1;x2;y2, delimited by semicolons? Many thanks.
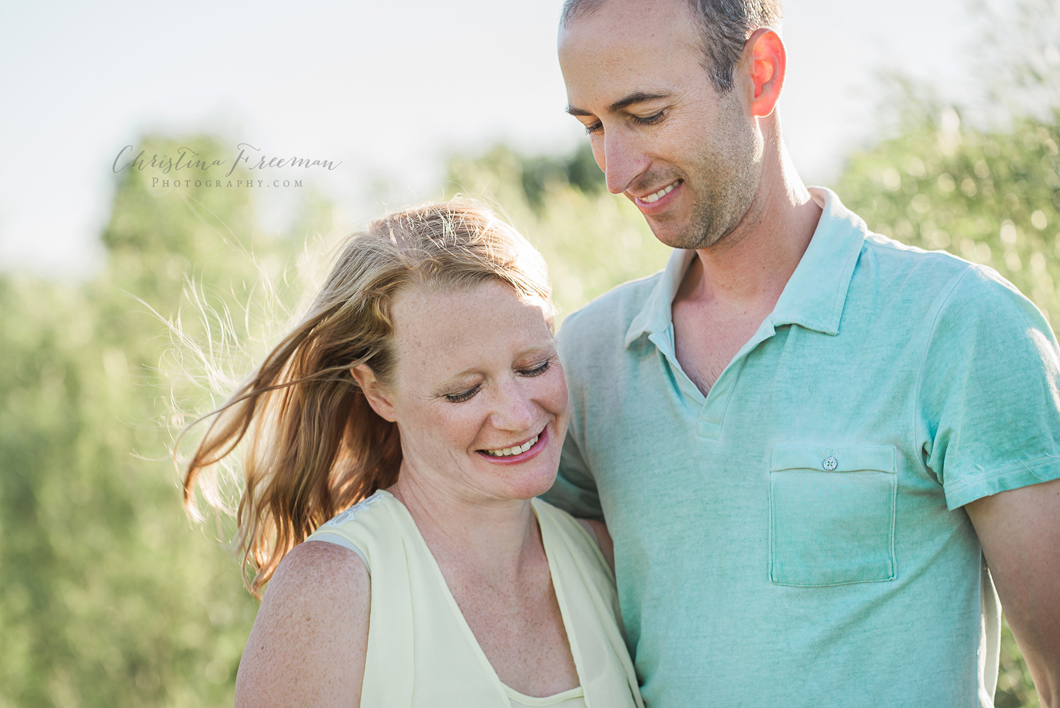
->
0;135;328;707
837;106;1060;324
972;0;1060;122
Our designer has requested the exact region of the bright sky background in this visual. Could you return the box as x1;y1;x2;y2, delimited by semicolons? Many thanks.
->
0;0;991;278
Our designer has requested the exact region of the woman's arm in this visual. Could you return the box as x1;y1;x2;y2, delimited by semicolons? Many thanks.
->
235;540;370;708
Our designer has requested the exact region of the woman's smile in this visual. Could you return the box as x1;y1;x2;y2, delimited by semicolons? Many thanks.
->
477;425;550;463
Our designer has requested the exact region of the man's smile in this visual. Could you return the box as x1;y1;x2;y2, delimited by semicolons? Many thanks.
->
637;179;682;204
632;178;683;213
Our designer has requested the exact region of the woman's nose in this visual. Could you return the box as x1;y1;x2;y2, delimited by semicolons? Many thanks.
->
489;379;536;432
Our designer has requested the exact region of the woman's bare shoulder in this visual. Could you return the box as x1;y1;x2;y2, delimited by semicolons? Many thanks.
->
269;540;370;598
235;541;370;707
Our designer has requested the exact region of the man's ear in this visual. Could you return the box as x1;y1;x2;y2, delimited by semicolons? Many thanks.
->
351;364;398;422
742;27;785;118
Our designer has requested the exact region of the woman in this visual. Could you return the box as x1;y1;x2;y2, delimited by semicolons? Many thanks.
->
182;201;643;707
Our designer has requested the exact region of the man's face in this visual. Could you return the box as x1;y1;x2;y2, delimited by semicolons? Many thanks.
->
559;0;763;250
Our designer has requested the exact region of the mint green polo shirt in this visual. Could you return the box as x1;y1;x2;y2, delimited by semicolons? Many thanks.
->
544;188;1060;707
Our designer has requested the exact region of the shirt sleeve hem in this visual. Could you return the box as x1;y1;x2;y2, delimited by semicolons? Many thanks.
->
305;531;370;570
944;455;1060;509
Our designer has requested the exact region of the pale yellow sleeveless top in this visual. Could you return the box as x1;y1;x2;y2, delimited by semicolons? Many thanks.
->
308;491;643;708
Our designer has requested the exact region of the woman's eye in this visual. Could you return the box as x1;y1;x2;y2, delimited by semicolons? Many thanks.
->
520;359;552;377
444;385;480;403
444;360;551;401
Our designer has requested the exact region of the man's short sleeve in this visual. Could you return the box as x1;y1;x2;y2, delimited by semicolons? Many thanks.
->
919;264;1060;509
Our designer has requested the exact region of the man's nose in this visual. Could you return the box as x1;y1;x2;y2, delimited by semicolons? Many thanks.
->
596;130;649;195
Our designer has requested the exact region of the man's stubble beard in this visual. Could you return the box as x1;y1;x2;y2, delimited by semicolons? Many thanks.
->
664;96;763;252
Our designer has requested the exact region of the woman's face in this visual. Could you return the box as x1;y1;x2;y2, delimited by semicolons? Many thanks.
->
376;280;569;504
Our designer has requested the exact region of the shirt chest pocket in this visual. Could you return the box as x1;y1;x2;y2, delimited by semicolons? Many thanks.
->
769;444;897;587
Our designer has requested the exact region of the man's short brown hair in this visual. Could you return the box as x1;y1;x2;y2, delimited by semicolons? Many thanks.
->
561;0;783;92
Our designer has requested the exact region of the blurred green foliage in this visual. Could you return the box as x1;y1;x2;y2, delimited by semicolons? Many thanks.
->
838;106;1060;325
2;1;1058;702
0;136;328;707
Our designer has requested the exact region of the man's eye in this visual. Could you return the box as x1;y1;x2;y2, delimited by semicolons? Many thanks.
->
445;385;480;403
584;122;603;136
633;111;665;127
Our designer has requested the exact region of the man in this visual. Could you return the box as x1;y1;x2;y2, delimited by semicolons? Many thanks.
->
543;0;1060;705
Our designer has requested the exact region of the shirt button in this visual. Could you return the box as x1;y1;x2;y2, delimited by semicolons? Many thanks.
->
823;456;838;471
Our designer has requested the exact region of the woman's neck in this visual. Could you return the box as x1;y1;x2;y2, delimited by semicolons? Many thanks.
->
388;472;543;590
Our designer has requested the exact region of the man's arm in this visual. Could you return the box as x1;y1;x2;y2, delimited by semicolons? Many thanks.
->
966;477;1060;708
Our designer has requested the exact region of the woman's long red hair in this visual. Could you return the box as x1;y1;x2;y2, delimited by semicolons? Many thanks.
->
180;200;553;598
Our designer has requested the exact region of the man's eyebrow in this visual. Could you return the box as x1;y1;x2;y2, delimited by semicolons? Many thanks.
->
566;91;672;117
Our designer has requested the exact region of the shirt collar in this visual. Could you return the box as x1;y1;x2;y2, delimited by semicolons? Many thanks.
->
624;187;867;349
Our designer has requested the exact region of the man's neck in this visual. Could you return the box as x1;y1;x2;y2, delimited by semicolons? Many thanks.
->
669;140;823;396
681;143;821;313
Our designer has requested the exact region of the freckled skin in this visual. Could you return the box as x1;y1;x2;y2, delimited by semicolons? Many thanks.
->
384;281;569;506
358;280;582;696
236;541;371;708
559;0;764;251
